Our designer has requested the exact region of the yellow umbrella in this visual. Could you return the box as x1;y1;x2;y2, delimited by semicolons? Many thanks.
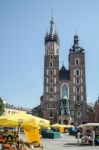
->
0;113;50;144
50;123;61;128
0;113;36;128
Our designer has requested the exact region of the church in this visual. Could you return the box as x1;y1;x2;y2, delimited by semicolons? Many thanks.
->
32;17;95;125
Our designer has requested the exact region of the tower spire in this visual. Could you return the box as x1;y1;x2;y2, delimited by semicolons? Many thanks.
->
45;17;59;44
49;16;55;35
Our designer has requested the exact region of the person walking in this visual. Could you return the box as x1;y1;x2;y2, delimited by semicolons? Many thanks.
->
91;129;95;146
77;130;81;146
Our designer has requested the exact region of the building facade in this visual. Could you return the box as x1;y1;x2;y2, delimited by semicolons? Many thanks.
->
40;17;87;125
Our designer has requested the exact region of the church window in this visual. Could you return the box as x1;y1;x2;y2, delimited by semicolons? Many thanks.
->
50;78;53;84
77;95;80;101
50;48;53;53
50;86;53;93
50;69;53;76
77;87;80;93
75;58;80;65
76;69;80;76
49;61;53;67
61;83;69;98
77;111;81;117
76;78;80;84
50;54;53;60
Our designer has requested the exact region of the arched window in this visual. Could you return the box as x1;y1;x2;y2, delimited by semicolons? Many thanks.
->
76;69;80;76
50;54;53;60
76;78;80;84
50;69;53;76
50;78;53;84
77;87;80;93
77;111;81;117
77;95;80;101
50;86;53;93
50;48;53;53
61;83;69;98
75;58;80;65
49;61;53;67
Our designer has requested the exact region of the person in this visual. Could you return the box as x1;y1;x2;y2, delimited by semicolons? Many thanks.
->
91;129;95;146
77;130;81;145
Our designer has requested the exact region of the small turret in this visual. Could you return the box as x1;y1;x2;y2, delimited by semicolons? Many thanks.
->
69;34;84;53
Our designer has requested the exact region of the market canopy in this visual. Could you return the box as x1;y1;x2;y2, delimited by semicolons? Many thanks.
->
51;123;74;128
0;113;50;128
79;123;99;129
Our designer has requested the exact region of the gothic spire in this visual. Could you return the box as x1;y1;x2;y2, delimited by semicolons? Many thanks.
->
49;16;55;35
45;17;59;44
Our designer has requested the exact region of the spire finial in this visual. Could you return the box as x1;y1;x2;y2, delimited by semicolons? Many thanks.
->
51;9;54;18
62;61;64;66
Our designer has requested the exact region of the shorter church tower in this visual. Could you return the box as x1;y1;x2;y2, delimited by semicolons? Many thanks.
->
69;35;87;125
41;17;60;123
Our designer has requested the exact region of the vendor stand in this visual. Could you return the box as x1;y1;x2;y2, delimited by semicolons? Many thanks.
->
79;123;99;145
0;113;50;149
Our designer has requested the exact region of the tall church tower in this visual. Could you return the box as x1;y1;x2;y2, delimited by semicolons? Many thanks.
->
41;17;60;123
69;35;87;124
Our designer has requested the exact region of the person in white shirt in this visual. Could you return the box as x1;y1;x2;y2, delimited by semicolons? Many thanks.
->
91;129;95;146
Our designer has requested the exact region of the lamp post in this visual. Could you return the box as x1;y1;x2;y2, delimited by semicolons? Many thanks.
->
18;119;23;149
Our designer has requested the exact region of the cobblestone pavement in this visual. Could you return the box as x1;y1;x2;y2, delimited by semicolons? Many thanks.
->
41;133;99;150
20;133;99;150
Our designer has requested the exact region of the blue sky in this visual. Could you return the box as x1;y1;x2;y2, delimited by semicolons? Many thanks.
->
0;0;99;108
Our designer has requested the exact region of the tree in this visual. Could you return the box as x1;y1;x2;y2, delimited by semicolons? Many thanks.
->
0;97;5;115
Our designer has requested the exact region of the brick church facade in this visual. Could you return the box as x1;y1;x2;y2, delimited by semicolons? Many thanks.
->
38;17;88;125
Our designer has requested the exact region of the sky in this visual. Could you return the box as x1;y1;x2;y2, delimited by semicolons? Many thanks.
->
0;0;99;108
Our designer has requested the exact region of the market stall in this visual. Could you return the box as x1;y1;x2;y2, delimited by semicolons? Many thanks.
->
79;123;99;145
0;113;50;149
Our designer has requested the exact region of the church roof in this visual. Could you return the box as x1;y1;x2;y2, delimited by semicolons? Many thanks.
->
59;66;70;80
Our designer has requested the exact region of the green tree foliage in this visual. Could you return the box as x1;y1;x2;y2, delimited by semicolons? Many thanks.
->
0;97;5;115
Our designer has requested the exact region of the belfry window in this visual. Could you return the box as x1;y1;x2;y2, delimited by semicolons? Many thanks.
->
49;61;53;67
50;69;53;76
77;95;80;101
50;54;53;60
75;58;80;65
50;86;53;93
76;69;80;76
77;87;80;93
50;78;53;84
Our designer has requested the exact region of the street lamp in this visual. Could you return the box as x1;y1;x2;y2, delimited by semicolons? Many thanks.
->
18;119;23;149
